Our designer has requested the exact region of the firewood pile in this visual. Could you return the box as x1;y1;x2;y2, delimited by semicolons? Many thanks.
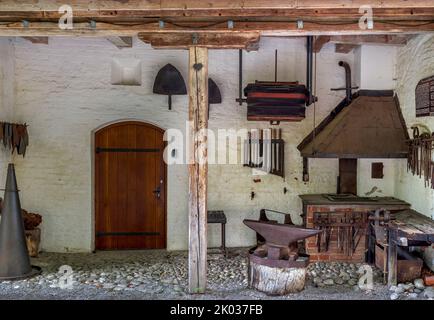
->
0;197;42;230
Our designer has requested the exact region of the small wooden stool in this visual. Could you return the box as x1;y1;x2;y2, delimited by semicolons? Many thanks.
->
207;210;227;256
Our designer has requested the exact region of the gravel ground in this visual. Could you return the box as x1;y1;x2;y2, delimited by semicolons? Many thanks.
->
0;249;431;300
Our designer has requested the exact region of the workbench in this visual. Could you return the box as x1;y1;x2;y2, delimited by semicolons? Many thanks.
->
387;209;434;286
299;194;410;262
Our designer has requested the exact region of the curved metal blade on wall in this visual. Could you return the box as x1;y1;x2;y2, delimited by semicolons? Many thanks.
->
153;63;187;110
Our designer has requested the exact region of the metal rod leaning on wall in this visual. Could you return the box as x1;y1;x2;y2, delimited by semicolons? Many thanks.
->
306;36;313;106
236;49;246;105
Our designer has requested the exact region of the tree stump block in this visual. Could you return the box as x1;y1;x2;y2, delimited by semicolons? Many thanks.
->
249;260;306;295
25;228;41;257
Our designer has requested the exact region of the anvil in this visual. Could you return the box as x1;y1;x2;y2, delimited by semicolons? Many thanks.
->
244;219;322;265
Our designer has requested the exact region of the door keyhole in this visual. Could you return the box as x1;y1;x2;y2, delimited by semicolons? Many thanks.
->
153;186;161;199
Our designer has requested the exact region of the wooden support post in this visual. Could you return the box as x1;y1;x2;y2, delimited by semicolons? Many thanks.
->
387;228;398;287
188;46;208;294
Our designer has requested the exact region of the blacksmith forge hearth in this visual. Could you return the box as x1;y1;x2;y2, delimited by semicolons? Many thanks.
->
298;61;409;195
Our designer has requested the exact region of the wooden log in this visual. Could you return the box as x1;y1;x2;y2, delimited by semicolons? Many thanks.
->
188;46;208;294
249;260;307;295
25;228;41;257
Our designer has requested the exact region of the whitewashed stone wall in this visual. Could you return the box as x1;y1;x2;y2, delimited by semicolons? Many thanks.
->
394;35;434;271
354;45;399;198
3;36;357;252
11;36;429;252
395;34;434;220
0;39;14;186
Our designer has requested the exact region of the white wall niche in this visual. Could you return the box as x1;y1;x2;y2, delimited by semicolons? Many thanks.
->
110;58;142;86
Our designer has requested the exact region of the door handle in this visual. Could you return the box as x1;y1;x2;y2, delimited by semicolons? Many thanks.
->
152;186;161;199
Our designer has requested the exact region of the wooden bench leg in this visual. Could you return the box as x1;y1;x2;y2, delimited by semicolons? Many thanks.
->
388;229;398;287
221;223;227;257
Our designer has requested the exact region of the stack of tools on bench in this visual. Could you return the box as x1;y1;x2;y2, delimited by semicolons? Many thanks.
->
0;122;29;157
244;81;309;122
368;209;427;284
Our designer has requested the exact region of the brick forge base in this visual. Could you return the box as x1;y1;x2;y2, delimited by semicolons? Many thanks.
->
305;206;368;263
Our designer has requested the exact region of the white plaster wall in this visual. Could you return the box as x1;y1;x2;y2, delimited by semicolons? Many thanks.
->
0;38;14;187
394;34;434;219
7;36;354;252
354;45;397;90
353;45;398;198
357;159;396;197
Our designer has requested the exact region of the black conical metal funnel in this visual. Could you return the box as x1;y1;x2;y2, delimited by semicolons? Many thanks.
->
0;164;40;280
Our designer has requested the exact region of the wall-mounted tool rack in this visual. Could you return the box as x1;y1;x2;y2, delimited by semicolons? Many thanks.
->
243;128;284;178
0;122;29;157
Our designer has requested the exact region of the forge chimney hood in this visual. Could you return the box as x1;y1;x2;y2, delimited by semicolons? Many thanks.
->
297;90;409;159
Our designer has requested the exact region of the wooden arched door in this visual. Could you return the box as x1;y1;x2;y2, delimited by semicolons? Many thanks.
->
95;121;166;250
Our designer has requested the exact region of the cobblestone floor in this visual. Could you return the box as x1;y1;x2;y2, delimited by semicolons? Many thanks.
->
0;249;431;300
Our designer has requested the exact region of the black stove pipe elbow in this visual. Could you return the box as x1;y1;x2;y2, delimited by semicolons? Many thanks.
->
338;61;352;104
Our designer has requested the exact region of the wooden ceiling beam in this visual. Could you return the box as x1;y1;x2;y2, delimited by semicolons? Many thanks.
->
329;34;413;45
335;43;359;53
314;34;415;52
106;36;133;49
138;32;260;50
313;36;331;52
0;1;434;20
1;20;433;37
